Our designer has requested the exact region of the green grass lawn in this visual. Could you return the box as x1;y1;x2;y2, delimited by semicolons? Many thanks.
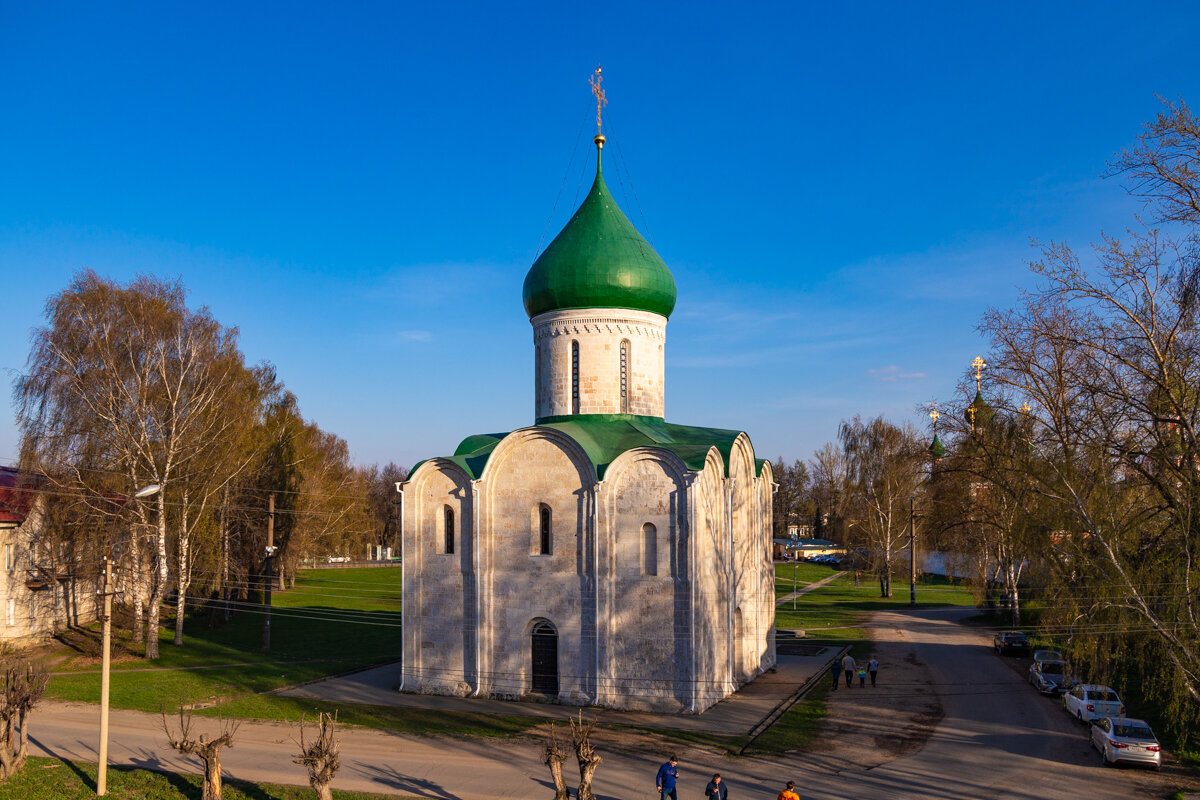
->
0;757;415;800
44;566;540;738
47;567;404;711
744;685;828;754
774;572;977;642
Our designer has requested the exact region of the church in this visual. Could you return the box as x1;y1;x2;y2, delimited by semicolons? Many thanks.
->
399;115;776;714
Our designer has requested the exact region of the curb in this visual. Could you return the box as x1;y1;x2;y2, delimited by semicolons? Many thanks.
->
738;644;849;754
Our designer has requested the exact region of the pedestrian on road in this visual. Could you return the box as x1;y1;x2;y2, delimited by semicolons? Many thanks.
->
655;754;679;800
704;772;728;799
869;657;879;687
829;659;840;691
776;779;800;800
858;667;866;687
841;653;857;688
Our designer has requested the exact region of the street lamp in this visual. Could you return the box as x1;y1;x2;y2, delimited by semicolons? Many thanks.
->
97;483;159;797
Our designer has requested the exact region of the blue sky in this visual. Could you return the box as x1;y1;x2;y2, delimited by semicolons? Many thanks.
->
3;1;1198;469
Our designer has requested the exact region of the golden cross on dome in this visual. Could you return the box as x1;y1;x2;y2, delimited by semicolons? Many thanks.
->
1021;401;1032;414
589;66;607;142
972;355;987;392
929;408;940;431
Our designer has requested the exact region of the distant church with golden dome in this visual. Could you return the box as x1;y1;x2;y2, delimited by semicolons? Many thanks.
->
399;94;775;713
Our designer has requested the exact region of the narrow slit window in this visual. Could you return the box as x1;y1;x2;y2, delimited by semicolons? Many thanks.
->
539;505;552;555
443;506;455;554
642;522;658;576
571;341;580;414
620;339;629;413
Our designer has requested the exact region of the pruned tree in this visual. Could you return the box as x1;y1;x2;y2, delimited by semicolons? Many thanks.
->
0;654;48;780
569;712;601;800
541;721;570;800
161;707;239;800
294;711;341;800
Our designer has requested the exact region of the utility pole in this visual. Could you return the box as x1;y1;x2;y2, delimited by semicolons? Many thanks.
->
96;553;114;796
909;496;917;608
263;493;275;653
792;561;797;611
98;483;158;797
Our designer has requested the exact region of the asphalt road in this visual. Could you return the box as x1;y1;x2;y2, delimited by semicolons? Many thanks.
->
25;607;1188;800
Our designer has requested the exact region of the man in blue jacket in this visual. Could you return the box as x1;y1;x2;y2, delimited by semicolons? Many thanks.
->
655;754;679;799
704;772;728;799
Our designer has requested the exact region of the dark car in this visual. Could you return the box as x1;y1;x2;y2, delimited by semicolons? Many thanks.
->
993;631;1031;655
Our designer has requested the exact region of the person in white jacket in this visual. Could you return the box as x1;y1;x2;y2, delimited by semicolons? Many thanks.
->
841;653;857;688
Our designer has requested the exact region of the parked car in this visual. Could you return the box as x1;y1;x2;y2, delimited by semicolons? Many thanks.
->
1091;717;1161;769
993;631;1031;655
1029;660;1072;694
1032;649;1063;665
1064;684;1125;723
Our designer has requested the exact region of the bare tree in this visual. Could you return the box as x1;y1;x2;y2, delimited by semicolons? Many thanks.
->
839;416;925;597
569;712;601;800
541;722;570;800
293;712;340;800
0;654;48;780
161;707;239;800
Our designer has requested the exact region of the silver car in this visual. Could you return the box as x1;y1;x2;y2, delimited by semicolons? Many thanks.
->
1028;659;1071;695
1090;716;1161;769
1033;649;1063;665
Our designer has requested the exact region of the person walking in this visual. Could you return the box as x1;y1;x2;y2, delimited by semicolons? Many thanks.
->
869;657;879;687
829;658;841;690
858;667;867;687
655;754;679;800
776;779;800;800
704;772;728;799
841;652;857;689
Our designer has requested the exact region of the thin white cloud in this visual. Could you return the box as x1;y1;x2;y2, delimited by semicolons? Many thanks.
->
869;365;927;382
395;330;433;343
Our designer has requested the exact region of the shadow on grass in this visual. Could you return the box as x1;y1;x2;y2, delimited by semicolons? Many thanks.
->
31;742;95;791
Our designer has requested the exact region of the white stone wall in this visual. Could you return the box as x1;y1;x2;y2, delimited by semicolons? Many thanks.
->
531;309;667;419
399;430;776;714
401;463;475;696
597;450;690;710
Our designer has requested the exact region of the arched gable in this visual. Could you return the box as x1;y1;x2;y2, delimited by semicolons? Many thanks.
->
478;426;596;488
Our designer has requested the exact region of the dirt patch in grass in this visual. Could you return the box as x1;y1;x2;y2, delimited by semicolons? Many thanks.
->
801;613;944;772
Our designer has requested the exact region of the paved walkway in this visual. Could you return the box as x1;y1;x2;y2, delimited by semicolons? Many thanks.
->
280;650;833;736
775;569;845;605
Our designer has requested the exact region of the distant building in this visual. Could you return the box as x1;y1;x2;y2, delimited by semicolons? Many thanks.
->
0;467;98;643
399;132;775;713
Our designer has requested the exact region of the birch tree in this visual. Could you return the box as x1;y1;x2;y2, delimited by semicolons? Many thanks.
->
16;271;260;658
838;416;925;597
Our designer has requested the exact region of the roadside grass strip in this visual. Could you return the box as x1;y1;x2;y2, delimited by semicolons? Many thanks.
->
1;756;414;800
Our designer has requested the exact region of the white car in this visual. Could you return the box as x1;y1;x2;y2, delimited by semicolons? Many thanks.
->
1090;716;1161;769
1064;684;1124;723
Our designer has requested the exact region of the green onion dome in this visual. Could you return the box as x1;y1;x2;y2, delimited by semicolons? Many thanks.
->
523;145;677;319
965;390;994;429
928;434;946;460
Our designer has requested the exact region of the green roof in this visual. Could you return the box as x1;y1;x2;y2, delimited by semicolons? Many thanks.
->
522;148;677;319
418;414;764;481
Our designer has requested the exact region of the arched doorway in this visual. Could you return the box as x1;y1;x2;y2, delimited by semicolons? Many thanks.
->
531;621;559;696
